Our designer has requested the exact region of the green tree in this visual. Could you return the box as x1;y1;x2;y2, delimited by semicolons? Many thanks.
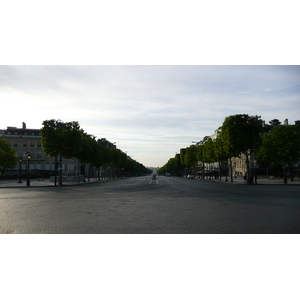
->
213;134;230;181
76;132;100;181
220;114;263;182
174;153;184;175
202;138;216;179
165;157;176;174
180;148;186;166
179;148;187;176
257;125;300;183
203;138;215;164
110;148;133;177
0;138;17;176
184;145;198;175
196;144;205;178
93;140;112;179
40;119;82;185
269;119;281;126
110;148;125;169
157;153;183;176
96;140;112;167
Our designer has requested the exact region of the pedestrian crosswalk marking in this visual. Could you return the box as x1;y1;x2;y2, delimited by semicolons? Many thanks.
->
149;180;158;184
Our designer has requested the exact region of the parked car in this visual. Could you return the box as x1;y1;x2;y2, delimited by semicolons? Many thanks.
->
187;175;194;179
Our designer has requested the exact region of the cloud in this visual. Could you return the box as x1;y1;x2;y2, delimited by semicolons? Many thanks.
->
1;65;300;167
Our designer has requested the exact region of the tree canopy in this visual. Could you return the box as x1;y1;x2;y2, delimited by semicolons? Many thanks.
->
40;119;151;182
219;114;263;179
158;113;300;183
184;145;198;167
258;125;300;165
40;119;82;160
0;138;17;176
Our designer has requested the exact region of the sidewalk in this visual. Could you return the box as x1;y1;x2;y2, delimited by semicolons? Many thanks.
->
200;176;300;185
0;177;105;188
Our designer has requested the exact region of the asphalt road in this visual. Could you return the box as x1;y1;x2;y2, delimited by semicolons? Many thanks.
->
1;175;299;233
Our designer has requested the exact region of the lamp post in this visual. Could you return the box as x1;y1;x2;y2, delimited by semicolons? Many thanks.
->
18;157;22;183
26;151;31;186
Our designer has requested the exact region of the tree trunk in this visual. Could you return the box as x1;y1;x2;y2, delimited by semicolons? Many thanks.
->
283;162;287;184
54;156;57;186
82;164;86;182
225;160;228;181
59;154;63;185
229;158;233;182
245;150;250;183
288;161;294;181
78;160;80;183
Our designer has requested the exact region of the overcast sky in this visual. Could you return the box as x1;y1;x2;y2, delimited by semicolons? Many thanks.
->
1;65;299;167
2;1;299;168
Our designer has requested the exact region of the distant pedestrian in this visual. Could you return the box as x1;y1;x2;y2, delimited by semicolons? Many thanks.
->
249;174;254;185
243;173;247;184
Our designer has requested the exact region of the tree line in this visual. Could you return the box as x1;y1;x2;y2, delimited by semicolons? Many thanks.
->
0;119;152;182
157;114;300;184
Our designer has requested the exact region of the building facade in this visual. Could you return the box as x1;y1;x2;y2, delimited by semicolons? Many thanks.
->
0;123;77;177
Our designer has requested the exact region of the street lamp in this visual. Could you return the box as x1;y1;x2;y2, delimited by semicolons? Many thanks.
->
18;157;22;183
26;151;31;186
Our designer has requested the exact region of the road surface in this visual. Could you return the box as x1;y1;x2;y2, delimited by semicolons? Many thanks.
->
0;175;299;233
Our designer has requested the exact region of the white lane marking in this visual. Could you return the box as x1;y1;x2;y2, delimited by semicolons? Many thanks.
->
149;180;158;184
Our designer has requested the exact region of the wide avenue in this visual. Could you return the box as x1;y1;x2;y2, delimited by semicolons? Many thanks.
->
0;175;299;233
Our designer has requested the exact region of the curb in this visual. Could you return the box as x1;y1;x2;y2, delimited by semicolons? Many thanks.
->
194;178;300;186
0;180;106;189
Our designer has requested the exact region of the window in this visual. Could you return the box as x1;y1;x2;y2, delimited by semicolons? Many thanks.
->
30;141;34;147
23;141;27;147
14;142;18;147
